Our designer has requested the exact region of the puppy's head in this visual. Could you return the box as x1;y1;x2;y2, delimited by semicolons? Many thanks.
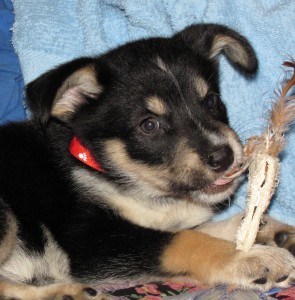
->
26;24;257;205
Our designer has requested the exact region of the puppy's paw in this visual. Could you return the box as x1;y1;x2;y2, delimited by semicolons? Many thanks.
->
256;216;295;256
53;285;111;300
0;282;112;300
224;245;295;291
273;231;295;256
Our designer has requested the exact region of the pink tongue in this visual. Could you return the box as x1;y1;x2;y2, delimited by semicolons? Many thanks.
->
213;178;233;186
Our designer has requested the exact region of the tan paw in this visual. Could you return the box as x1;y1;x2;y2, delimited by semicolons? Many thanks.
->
0;282;112;300
52;285;111;300
223;245;295;291
256;215;295;256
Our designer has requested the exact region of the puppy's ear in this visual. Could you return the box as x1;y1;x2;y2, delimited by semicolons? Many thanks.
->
26;58;103;124
175;24;258;75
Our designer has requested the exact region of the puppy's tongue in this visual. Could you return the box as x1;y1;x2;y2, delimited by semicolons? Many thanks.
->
213;177;234;186
213;163;247;186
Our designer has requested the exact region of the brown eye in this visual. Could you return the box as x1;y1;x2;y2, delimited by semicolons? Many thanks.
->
205;94;219;109
140;118;160;134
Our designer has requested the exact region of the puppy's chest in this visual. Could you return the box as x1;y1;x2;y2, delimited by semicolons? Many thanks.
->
73;169;213;232
111;197;213;231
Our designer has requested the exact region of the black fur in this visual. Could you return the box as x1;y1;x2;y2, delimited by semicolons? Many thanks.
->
0;24;258;284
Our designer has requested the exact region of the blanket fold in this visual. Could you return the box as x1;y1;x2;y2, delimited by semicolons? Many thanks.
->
0;0;25;124
11;0;295;225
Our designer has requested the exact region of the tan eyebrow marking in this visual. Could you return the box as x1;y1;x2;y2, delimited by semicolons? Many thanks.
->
195;77;209;98
146;96;168;116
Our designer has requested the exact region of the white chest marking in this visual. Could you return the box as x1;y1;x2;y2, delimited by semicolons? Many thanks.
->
0;227;71;284
73;168;213;232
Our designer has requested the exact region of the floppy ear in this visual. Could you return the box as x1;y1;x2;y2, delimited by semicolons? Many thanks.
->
26;57;103;124
174;24;258;75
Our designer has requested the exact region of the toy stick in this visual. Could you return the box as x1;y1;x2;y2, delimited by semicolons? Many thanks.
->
235;153;279;251
233;59;295;252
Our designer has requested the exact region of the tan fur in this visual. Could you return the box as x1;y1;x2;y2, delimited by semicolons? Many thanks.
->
104;138;215;192
72;168;213;231
0;282;109;300
103;136;241;206
173;138;203;168
199;213;295;250
161;229;295;290
199;214;244;241
210;35;249;68
2;24;294;299
220;123;244;167
0;226;71;284
0;211;18;264
171;138;211;181
256;215;295;248
104;139;171;192
161;230;236;283
195;77;208;98
52;65;103;119
146;96;168;116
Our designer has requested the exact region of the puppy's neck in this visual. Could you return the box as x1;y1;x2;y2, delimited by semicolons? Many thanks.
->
71;168;213;232
69;136;104;172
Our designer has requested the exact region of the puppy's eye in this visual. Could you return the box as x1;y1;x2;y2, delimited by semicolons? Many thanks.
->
205;94;219;110
140;118;160;134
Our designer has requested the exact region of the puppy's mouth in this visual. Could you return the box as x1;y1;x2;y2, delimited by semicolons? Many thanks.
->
202;177;235;194
202;163;245;195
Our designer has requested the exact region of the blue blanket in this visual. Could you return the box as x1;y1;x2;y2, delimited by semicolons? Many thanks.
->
0;0;25;124
11;0;295;225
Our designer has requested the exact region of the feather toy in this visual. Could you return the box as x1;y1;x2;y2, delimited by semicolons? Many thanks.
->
226;59;295;252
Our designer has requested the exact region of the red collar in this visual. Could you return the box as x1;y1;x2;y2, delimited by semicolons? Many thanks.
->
69;136;104;172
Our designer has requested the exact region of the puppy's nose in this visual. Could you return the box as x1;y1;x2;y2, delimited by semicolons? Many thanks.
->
206;146;234;172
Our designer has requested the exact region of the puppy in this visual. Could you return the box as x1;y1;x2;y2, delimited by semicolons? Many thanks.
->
0;24;294;300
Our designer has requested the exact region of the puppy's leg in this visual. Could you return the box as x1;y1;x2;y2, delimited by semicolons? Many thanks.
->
256;215;295;255
199;213;295;256
0;205;111;300
198;213;243;242
161;230;295;291
0;199;18;265
0;282;111;300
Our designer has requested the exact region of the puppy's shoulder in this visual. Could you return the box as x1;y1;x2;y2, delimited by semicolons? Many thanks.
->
0;121;44;152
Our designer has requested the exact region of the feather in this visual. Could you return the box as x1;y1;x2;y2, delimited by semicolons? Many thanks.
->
235;59;295;252
267;59;295;156
224;59;295;179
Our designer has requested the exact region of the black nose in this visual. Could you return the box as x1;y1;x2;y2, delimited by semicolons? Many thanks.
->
206;146;234;172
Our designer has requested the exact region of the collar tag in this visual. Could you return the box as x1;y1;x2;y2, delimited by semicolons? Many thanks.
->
69;136;104;172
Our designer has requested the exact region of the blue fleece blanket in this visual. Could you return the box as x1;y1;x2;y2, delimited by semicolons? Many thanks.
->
11;0;295;225
0;0;25;124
